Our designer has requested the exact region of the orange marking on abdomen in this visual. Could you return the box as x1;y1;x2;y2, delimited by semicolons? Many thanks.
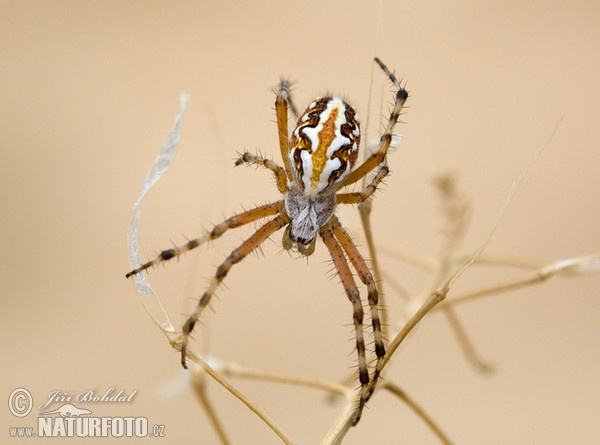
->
310;106;339;189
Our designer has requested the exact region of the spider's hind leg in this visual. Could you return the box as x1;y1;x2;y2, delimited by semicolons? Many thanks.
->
125;202;285;278
330;216;386;403
320;221;371;425
181;214;289;368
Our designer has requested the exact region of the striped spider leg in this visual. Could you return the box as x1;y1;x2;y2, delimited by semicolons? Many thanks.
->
126;57;407;426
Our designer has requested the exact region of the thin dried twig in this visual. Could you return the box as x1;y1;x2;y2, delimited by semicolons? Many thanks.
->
382;381;453;445
443;254;600;307
190;367;230;445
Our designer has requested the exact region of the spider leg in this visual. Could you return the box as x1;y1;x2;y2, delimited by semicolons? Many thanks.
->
125;201;284;278
181;214;289;368
330;216;385;402
336;165;389;205
275;79;295;181
340;58;408;188
235;152;288;193
320;222;369;425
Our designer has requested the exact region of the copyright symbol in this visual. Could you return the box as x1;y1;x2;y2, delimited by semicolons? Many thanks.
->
8;388;33;418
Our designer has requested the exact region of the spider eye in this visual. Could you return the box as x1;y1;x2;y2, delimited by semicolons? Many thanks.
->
289;217;318;247
291;233;313;245
293;234;314;246
289;97;360;195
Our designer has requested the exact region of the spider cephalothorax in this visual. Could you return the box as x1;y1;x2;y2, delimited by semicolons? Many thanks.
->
126;58;407;425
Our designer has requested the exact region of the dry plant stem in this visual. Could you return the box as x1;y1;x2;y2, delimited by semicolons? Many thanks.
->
381;286;448;374
217;361;351;397
442;306;493;373
190;367;230;445
453;252;543;270
443;276;545;306
214;360;357;445
441;254;600;307
382;381;453;445
132;283;175;335
437;289;492;373
324;287;448;444
397;126;567;376
432;173;492;373
321;397;359;445
141;312;292;443
377;243;438;271
380;266;413;300
139;318;294;443
380;247;543;274
183;352;295;445
378;251;546;304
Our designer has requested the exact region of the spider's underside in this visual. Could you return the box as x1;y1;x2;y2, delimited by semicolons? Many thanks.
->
126;57;408;425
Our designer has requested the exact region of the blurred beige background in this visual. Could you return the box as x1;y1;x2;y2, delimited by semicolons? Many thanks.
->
2;1;599;444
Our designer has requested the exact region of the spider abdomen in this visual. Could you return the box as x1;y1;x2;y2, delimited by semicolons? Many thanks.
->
290;97;360;196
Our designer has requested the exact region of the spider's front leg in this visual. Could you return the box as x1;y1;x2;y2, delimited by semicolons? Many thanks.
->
340;57;408;188
275;79;295;182
336;165;389;205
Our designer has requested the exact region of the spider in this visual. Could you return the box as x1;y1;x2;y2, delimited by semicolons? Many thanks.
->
126;57;408;424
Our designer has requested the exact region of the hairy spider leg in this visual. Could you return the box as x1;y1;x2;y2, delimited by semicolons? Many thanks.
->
235;152;288;194
319;223;370;425
125;201;284;278
181;214;289;368
340;58;408;188
275;80;294;181
281;80;300;121
336;165;389;205
330;216;385;402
